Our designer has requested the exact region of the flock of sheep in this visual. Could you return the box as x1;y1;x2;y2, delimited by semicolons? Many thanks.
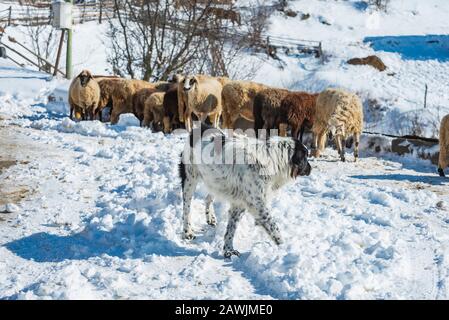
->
68;69;365;162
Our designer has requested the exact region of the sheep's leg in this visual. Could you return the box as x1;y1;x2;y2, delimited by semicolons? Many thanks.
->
354;134;360;162
185;112;192;132
223;206;245;258
163;116;171;133
292;124;302;141
313;129;327;158
438;145;447;177
205;194;216;226
299;125;306;142
335;135;345;162
279;123;287;137
182;168;197;240
212;112;221;129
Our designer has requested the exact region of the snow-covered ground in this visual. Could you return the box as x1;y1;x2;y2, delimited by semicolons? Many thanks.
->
1;0;449;300
1;60;449;299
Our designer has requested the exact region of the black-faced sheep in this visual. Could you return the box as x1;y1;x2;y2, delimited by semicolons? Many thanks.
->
221;80;269;129
68;70;100;121
253;88;290;138
312;88;363;162
438;114;449;177
279;92;319;141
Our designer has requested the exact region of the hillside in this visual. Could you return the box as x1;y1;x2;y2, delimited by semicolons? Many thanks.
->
1;0;449;300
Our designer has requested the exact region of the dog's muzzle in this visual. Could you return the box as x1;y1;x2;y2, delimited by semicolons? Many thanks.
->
291;163;312;178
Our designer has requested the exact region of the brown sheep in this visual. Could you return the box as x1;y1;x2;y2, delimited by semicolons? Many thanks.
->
221;80;269;129
94;77;123;122
279;92;319;141
438;114;449;177
133;88;159;125
109;79;170;125
203;7;242;25
312;88;364;162
253;88;290;138
68;70;100;121
142;92;165;131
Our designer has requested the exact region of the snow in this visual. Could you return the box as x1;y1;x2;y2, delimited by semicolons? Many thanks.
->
1;0;449;300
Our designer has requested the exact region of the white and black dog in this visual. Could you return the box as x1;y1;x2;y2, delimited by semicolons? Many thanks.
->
179;124;312;258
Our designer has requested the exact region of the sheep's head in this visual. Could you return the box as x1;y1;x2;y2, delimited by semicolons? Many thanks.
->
183;75;198;92
170;74;184;84
78;70;93;87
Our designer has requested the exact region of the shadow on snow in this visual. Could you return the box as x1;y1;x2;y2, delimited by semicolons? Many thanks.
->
364;35;449;62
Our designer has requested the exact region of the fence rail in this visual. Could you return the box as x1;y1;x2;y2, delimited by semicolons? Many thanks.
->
0;1;116;26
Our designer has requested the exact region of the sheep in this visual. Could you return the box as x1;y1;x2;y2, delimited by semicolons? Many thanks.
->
279;91;319;142
162;86;182;133
221;80;269;129
68;70;101;121
133;88;159;125
438;114;449;177
109;79;170;125
181;75;224;131
142;92;165;132
176;74;228;125
311;88;363;162
94;77;124;121
203;7;242;26
253;88;290;138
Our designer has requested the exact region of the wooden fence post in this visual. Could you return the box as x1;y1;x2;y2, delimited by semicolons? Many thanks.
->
8;6;12;26
99;1;103;24
53;29;65;76
424;84;428;109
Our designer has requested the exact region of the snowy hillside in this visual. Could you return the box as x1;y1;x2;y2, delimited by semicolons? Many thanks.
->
1;0;449;300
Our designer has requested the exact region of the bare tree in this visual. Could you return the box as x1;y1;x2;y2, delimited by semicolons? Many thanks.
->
19;0;58;72
106;0;265;81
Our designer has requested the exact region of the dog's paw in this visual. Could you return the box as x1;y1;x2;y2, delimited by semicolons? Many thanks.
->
183;231;196;240
207;217;217;227
224;250;240;259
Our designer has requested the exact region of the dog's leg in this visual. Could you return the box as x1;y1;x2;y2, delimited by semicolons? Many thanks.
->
182;170;197;240
223;206;245;258
205;194;216;226
255;211;283;246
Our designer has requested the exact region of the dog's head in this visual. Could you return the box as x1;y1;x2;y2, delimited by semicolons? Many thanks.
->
78;70;93;87
290;140;311;178
183;75;198;92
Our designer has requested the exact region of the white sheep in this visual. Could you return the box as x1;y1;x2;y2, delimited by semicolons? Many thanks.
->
312;88;363;161
182;75;224;131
